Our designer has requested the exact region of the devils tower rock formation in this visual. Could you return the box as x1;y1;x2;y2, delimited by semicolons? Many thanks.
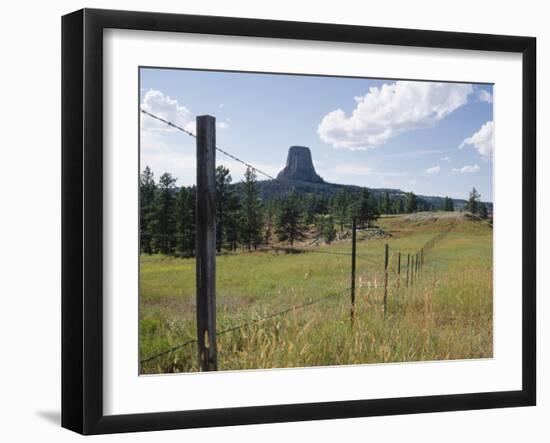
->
276;146;324;183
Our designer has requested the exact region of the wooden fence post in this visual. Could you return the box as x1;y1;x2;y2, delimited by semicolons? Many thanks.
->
411;253;415;286
196;115;217;371
350;217;357;323
397;252;401;289
383;243;389;316
406;253;410;288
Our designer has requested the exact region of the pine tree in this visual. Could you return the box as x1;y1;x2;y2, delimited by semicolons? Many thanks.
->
479;202;488;219
354;188;379;228
316;194;329;215
241;167;263;251
392;197;405;214
443;196;454;212
155;173;177;254
302;194;317;225
405;192;418;213
276;193;306;246
466;187;481;215
175;186;196;257
318;214;336;243
382;192;392;214
225;192;242;252
399;198;405;214
331;190;351;230
140;166;157;254
215;165;233;252
263;201;278;246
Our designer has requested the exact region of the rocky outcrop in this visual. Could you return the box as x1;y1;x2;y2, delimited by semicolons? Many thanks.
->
276;146;324;183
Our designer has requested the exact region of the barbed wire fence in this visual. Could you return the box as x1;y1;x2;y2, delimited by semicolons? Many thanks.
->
139;110;454;371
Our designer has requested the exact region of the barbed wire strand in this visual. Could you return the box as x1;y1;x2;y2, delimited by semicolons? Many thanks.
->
141;108;286;185
138;111;452;366
140;234;385;266
140;228;453;365
259;245;384;266
141;109;387;268
139;286;349;365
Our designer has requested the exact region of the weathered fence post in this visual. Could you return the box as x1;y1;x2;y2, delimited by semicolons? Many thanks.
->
411;253;415;286
406;253;410;288
350;217;357;323
383;243;389;316
397;252;401;289
196;115;218;371
416;252;420;274
421;248;424;271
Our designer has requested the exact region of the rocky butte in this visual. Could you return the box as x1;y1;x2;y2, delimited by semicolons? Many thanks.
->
276;146;324;183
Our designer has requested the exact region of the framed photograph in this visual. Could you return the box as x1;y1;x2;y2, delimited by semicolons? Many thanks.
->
62;8;536;434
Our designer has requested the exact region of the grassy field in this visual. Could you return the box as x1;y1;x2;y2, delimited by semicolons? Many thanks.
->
139;211;493;374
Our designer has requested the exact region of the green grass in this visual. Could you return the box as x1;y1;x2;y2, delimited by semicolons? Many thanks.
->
140;212;493;373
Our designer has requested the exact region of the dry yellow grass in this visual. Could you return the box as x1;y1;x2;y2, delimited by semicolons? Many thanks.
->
140;212;493;373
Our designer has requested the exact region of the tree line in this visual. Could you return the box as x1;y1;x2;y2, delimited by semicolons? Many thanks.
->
140;166;474;256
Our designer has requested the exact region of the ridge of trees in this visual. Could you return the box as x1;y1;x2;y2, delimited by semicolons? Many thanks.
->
140;166;485;256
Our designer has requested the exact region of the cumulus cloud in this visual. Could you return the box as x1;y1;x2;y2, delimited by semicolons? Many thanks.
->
140;131;196;185
478;90;493;103
426;165;441;174
317;81;474;150
452;164;480;173
459;120;494;160
441;156;451;162
141;89;194;134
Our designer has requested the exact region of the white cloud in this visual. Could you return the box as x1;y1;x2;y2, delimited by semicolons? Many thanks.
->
141;89;230;135
318;81;474;150
478;90;493;103
219;103;224;109
452;164;480;173
441;156;451;162
459;120;494;160
426;165;441;174
140;131;196;185
140;89;194;134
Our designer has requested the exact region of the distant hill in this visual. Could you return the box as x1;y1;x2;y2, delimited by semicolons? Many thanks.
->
231;178;492;212
230;145;492;211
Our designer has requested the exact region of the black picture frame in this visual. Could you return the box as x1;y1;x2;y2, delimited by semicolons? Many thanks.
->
62;8;536;435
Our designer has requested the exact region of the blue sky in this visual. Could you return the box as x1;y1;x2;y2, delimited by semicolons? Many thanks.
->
140;68;494;202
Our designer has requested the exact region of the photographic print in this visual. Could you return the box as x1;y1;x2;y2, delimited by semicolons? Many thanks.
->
138;68;494;375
